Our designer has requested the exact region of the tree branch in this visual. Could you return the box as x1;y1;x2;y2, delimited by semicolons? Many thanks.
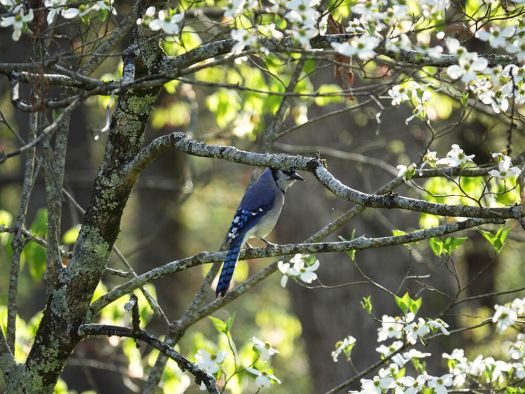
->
0;326;15;370
89;217;502;315
143;165;405;391
78;324;218;393
0;98;81;164
0;34;517;96
125;132;524;220
7;112;38;351
42;111;69;289
60;188;171;327
312;164;523;219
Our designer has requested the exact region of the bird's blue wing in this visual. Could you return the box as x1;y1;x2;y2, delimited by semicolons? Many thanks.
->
217;170;277;296
224;170;277;244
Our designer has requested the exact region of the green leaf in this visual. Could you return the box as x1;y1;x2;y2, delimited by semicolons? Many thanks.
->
225;313;235;333
209;316;227;334
24;241;46;282
430;236;467;256
394;293;409;315
392;229;406;237
303;59;316;75
460;92;469;107
394;292;422;315
428;238;444;256
479;226;510;253
314;84;344;106
62;224;81;245
30;209;48;238
24;209;48;282
443;237;467;254
409;297;422;315
361;296;373;314
98;8;109;21
507;387;525;394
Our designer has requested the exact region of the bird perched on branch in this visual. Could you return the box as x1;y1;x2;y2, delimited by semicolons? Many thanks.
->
216;168;304;297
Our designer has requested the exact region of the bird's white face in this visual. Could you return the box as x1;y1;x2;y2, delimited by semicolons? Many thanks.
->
273;169;304;191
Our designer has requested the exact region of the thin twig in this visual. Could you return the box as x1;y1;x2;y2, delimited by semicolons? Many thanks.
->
0;98;81;164
7;112;38;351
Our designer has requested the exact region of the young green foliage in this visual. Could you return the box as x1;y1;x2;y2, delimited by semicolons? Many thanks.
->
479;226;510;253
361;296;373;315
394;292;422;316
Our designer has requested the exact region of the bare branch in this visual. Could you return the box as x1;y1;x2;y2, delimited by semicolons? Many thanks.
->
78;323;218;393
126;132;524;219
89;217;502;315
0;326;15;370
7;112;38;351
0;98;81;164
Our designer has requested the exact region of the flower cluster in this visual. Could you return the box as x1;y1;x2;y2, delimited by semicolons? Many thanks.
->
377;312;449;349
278;254;320;288
0;1;33;41
344;304;455;393
352;370;453;394
226;0;322;53
223;0;258;18
489;153;522;179
247;336;281;389
475;24;525;62
331;335;356;362
492;296;525;332
396;163;416;181
230;28;257;56
341;0;450;59
435;144;475;168
387;82;432;123
0;0;119;41
444;347;525;389
195;330;281;391
137;6;184;36
474;64;525;114
284;0;322;48
346;292;525;394
245;368;281;388
398;146;522;187
446;38;489;83
251;337;280;361
45;0;116;25
332;35;380;61
195;349;228;374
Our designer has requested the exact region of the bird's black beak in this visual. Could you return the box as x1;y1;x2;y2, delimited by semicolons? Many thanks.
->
291;171;304;181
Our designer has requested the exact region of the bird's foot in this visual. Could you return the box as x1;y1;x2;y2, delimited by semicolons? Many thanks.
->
258;237;277;247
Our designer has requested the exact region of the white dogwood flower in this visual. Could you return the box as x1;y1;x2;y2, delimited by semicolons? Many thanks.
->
251;337;279;361
148;9;184;35
0;7;33;41
489;153;522;178
332;35;380;61
194;349;227;374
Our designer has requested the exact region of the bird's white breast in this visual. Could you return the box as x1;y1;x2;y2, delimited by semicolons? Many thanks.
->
247;192;285;239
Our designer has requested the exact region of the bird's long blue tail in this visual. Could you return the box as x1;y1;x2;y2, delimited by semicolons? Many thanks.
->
216;238;243;297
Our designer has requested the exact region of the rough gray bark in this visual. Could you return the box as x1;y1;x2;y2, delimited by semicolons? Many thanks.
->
4;19;165;391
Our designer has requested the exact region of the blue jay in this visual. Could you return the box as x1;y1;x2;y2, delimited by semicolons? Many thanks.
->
216;168;304;297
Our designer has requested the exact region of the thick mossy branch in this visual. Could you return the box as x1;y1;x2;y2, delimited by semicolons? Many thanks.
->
21;16;166;393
